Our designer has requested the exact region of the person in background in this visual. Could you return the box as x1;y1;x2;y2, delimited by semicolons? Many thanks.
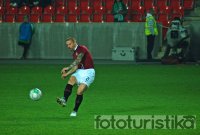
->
18;15;34;59
39;0;52;8
145;8;158;60
10;0;29;7
112;0;127;22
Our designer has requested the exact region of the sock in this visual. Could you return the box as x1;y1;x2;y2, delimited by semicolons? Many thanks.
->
64;84;73;102
73;95;83;112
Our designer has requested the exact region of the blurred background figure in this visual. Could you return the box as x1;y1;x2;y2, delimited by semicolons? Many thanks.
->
145;8;158;60
163;17;190;61
18;15;34;59
112;0;127;22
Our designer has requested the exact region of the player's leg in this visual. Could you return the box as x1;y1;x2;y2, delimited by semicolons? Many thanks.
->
57;76;76;107
70;83;87;117
22;44;30;59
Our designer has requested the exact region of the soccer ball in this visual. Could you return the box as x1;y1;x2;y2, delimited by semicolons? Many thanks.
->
29;88;42;101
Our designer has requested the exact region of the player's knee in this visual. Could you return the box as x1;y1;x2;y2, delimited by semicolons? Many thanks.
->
68;76;76;85
77;91;83;95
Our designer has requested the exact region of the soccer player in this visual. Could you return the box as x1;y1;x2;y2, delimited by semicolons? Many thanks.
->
57;37;95;117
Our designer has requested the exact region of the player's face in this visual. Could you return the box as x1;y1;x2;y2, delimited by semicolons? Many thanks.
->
66;40;75;51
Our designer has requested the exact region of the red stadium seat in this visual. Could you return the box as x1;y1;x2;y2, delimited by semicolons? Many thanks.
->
66;14;78;22
0;6;4;22
104;0;113;13
103;13;113;22
159;6;172;14
41;5;55;22
5;14;15;22
54;14;66;22
144;0;155;11
54;6;68;22
158;13;170;24
169;0;182;9
55;0;66;7
6;7;18;14
43;5;55;14
156;0;169;10
0;6;4;14
79;14;91;22
92;0;105;14
30;14;40;22
91;13;103;22
130;13;143;22
79;0;92;13
5;0;11;8
56;6;68;14
4;7;18;22
67;0;80;14
41;14;53;22
16;6;30;22
171;8;184;20
183;0;194;10
130;0;142;10
31;6;42;14
0;0;3;6
30;6;42;22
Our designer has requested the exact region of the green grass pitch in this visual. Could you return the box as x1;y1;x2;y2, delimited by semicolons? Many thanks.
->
0;64;200;135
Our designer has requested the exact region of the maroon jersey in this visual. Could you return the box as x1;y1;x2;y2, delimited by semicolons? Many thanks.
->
73;45;94;69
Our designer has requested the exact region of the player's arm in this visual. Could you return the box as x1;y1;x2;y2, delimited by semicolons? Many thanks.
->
62;65;78;79
61;53;84;74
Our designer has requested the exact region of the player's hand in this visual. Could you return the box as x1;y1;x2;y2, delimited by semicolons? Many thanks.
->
61;67;69;74
61;73;68;79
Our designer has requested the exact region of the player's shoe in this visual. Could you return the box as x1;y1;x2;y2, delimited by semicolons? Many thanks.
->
56;97;66;107
70;111;77;117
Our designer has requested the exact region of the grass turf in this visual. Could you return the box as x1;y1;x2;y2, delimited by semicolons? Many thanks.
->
0;64;200;135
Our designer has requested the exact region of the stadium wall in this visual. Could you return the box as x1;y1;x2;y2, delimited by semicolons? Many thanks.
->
0;23;162;60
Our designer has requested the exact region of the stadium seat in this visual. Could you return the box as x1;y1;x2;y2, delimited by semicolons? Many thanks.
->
104;0;113;13
0;6;4;22
183;0;194;10
156;0;169;10
91;13;103;22
30;6;42;22
171;9;184;20
16;6;30;22
41;14;53;22
56;6;68;14
5;0;11;9
67;0;80;14
54;6;68;22
0;6;4;14
159;6;171;14
0;0;3;6
6;7;18;14
103;13;113;22
55;0;66;7
31;6;43;14
144;0;155;11
130;13;143;22
129;3;145;22
169;0;182;9
66;14;78;22
92;0;105;14
79;0;92;14
5;14;15;22
79;14;91;22
54;14;66;22
130;0;142;10
41;5;55;22
158;13;169;24
4;7;18;22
